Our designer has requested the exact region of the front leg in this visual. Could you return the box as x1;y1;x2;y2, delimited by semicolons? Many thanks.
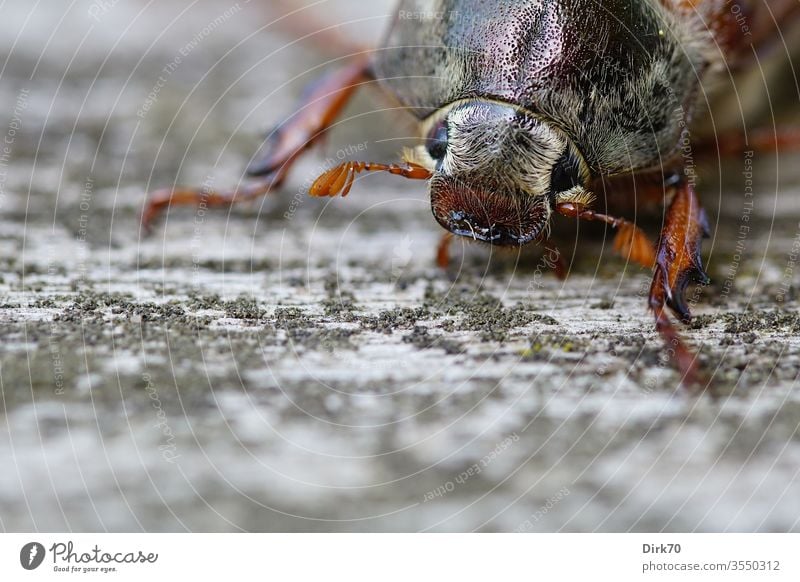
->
648;180;710;385
246;57;372;177
142;57;373;231
555;200;656;269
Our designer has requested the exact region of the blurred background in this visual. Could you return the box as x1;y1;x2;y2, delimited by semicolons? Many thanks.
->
0;0;799;532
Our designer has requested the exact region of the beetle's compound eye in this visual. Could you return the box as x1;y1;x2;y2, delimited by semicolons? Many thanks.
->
550;148;584;194
425;120;449;163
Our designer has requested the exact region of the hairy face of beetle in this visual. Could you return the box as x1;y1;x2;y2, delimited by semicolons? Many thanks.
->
410;100;590;246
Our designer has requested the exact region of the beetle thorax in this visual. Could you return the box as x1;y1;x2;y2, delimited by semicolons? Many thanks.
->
379;0;710;176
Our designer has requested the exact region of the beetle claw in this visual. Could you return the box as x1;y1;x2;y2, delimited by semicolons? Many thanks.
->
650;186;709;324
648;181;709;386
246;131;285;176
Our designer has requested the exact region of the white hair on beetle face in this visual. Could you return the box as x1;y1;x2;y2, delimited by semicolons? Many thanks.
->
444;102;565;195
410;98;590;201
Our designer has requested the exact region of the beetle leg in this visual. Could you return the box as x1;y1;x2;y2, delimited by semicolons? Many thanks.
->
681;0;800;66
141;181;276;234
648;180;710;386
727;0;800;66
542;244;568;280
649;182;710;322
436;232;453;269
555;202;656;269
696;126;800;157
141;57;372;231
309;161;433;197
247;57;372;176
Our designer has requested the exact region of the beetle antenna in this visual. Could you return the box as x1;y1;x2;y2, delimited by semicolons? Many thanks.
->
309;161;433;197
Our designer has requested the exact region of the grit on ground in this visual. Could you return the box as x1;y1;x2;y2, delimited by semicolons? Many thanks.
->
1;1;799;531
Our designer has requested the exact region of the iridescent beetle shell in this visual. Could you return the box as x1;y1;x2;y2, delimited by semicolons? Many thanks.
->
372;0;708;245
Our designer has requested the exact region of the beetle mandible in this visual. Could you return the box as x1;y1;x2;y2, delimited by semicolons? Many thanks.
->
143;0;800;385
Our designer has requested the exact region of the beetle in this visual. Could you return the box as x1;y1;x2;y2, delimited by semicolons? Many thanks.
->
143;0;800;385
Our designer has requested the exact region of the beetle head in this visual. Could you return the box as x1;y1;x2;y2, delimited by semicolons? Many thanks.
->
410;100;590;246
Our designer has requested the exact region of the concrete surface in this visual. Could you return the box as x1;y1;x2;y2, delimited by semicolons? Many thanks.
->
1;0;799;532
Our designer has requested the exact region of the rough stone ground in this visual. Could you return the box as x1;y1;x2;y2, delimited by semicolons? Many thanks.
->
1;1;799;532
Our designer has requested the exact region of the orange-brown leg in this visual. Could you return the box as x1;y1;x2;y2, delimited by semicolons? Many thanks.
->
685;0;800;68
555;203;656;269
436;232;453;269
729;0;800;65
246;57;372;177
542;244;568;280
696;126;800;157
142;57;372;231
648;181;710;387
305;158;438;266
